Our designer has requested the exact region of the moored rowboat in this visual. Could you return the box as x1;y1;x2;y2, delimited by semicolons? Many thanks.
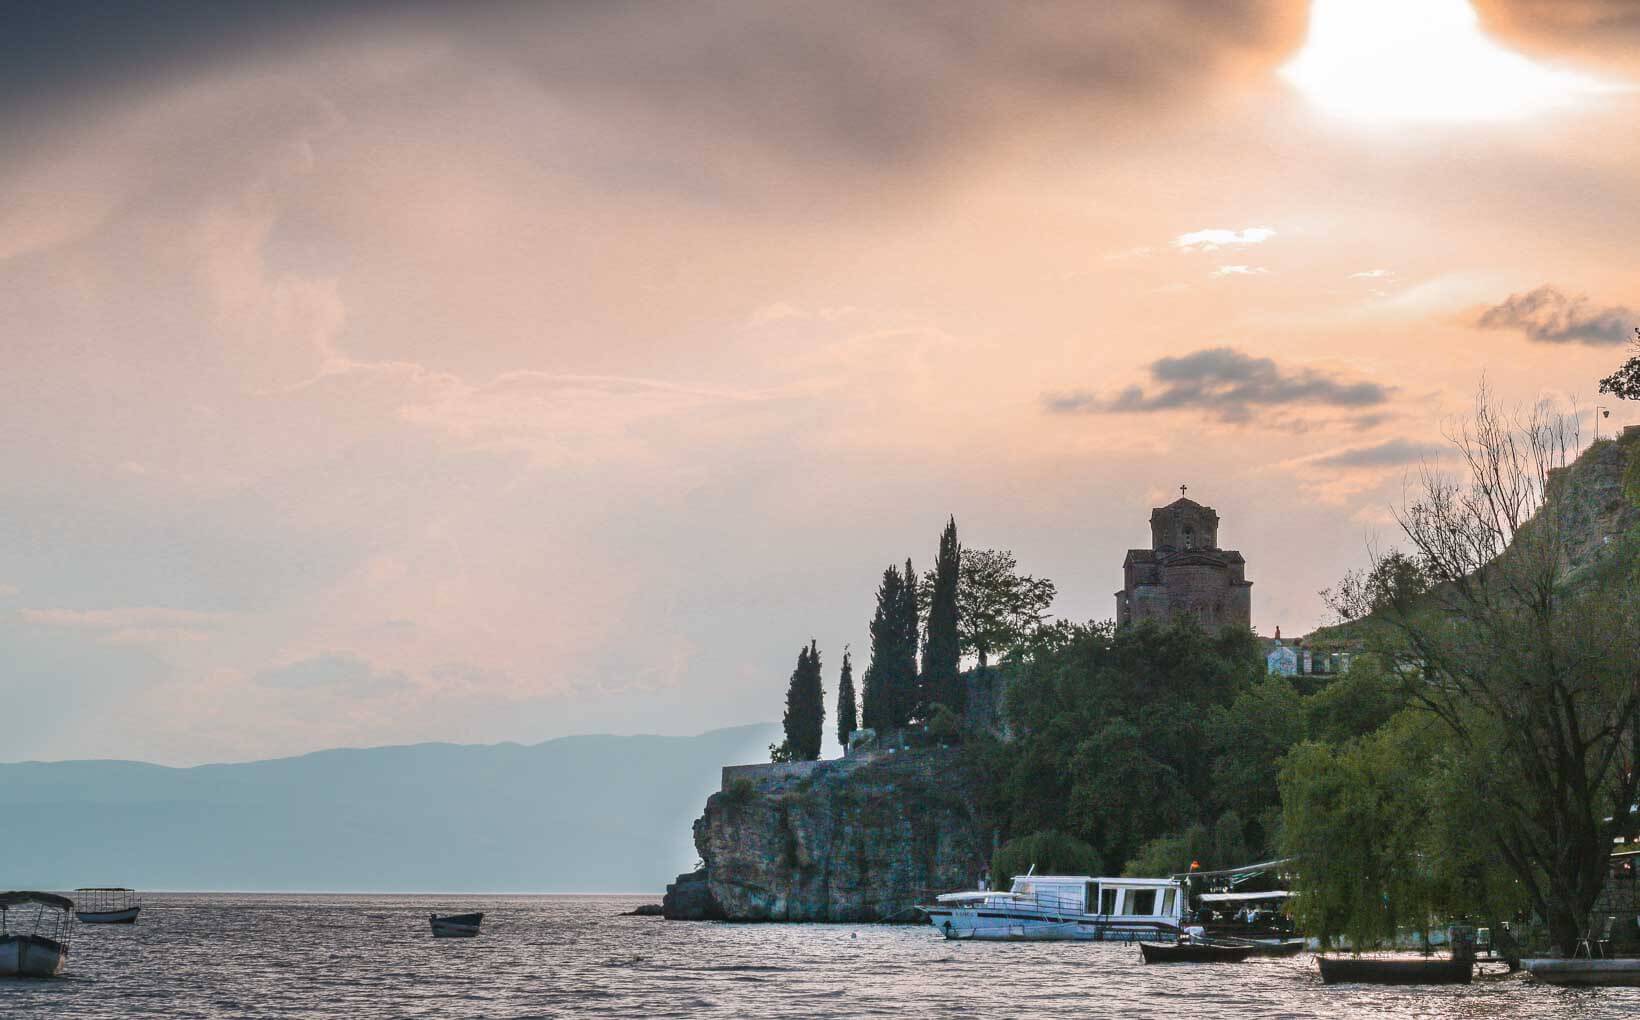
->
1140;941;1256;964
1524;958;1640;987
74;888;141;925
430;911;483;938
1317;956;1472;985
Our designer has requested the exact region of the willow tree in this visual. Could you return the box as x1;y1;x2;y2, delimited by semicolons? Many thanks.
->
1329;388;1640;953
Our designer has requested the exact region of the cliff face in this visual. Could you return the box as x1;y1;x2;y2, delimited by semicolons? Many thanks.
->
663;749;990;922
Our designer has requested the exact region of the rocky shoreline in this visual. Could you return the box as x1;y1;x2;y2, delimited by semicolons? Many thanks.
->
663;748;990;922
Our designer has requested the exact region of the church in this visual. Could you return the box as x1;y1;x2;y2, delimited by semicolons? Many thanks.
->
1115;488;1252;632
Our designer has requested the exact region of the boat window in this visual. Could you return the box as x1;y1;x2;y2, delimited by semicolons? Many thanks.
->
1015;882;1033;898
1100;888;1119;915
1128;889;1157;916
1086;882;1098;911
1161;887;1177;916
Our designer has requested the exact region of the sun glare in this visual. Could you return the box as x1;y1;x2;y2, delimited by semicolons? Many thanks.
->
1281;0;1610;122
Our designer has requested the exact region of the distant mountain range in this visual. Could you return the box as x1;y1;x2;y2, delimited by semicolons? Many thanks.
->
0;723;778;893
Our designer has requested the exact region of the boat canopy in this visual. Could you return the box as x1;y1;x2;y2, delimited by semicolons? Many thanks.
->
0;891;74;911
1198;890;1294;903
1173;857;1295;880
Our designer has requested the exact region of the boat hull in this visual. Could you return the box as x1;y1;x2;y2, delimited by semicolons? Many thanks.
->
0;935;68;978
77;907;140;925
1140;941;1255;964
1524;959;1640;987
1317;956;1472;985
1248;939;1307;957
431;912;483;938
926;907;1180;942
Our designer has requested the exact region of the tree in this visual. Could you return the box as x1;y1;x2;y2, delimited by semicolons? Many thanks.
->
1598;326;1640;400
778;640;824;762
955;548;1056;670
895;557;921;725
835;646;857;748
922;517;963;716
861;564;916;731
1328;386;1640;953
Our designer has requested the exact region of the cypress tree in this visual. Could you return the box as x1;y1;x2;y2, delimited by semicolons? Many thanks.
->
923;516;962;717
895;557;920;726
861;565;903;731
781;640;825;761
836;646;857;748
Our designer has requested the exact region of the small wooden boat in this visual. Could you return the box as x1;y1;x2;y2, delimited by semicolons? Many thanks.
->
1317;955;1472;985
74;887;141;924
1247;939;1307;957
430;911;483;938
1524;958;1640;987
1;892;73;978
1140;940;1256;964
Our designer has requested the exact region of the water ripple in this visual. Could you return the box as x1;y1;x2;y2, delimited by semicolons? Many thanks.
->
4;894;1640;1018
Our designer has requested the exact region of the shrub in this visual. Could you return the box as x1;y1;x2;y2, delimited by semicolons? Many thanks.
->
722;778;756;805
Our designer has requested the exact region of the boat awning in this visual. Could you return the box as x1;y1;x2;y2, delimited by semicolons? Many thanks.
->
0;891;74;911
1199;890;1295;903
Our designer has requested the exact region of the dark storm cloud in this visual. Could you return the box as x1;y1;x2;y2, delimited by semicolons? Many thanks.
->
1475;286;1637;345
0;1;400;122
1;2;1305;175
1304;438;1446;470
1045;347;1392;424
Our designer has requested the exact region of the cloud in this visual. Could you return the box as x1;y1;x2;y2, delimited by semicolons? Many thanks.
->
1350;269;1392;279
22;606;230;646
1475;285;1637;344
253;651;409;694
1296;438;1447;470
1174;227;1276;251
1045;347;1392;424
1212;265;1269;277
2;3;1307;198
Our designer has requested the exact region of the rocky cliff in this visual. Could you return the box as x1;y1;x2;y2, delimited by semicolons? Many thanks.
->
663;748;991;922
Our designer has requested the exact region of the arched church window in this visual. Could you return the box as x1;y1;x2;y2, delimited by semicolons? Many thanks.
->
1183;526;1195;549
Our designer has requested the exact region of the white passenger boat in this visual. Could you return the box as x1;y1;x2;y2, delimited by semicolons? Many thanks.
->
1;892;73;977
922;875;1184;941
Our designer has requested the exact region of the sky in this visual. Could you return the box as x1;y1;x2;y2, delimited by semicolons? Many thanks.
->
3;0;1638;765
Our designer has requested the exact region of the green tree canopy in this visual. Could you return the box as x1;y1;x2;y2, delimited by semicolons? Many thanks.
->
922;517;963;716
777;640;824;762
952;548;1056;670
992;831;1102;887
1598;327;1640;400
835;646;857;748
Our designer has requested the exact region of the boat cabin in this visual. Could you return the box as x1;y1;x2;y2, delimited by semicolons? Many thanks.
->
1007;875;1183;919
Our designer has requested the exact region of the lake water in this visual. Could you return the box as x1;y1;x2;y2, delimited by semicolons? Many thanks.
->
6;893;1640;1018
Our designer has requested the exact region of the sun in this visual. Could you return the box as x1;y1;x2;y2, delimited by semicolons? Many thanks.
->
1281;0;1610;123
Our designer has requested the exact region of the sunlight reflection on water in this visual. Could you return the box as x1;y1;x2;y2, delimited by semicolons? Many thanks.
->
4;894;1636;1019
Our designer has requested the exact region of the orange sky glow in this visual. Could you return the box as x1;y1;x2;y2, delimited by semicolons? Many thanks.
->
2;0;1637;763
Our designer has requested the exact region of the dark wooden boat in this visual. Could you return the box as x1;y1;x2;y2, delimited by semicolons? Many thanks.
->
1317;955;1472;985
430;911;483;938
1247;939;1307;957
1140;940;1256;964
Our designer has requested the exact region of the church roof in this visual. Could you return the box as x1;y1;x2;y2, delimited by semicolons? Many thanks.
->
1156;496;1208;512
